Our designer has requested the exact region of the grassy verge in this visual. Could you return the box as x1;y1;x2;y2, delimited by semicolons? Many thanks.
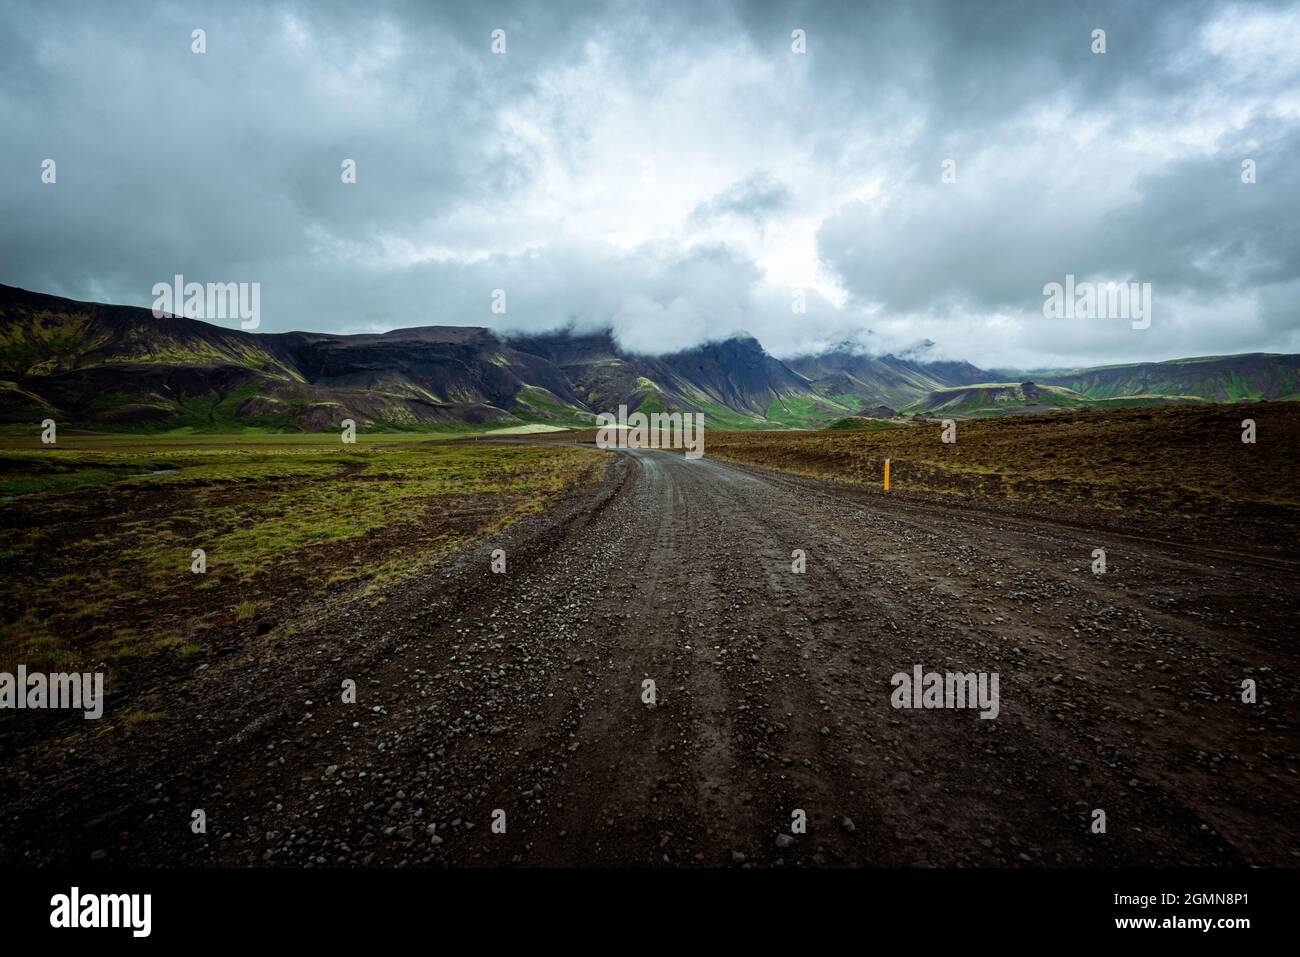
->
0;436;602;671
705;402;1300;523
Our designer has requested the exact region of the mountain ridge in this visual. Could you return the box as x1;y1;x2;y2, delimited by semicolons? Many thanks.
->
2;283;1297;431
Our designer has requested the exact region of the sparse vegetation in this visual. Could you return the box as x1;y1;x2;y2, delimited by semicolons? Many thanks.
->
706;402;1300;523
825;416;903;431
0;435;603;671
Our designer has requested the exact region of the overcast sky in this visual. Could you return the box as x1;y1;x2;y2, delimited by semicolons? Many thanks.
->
3;0;1299;368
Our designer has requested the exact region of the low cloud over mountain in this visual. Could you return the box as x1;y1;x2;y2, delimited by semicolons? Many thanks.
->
2;1;1297;370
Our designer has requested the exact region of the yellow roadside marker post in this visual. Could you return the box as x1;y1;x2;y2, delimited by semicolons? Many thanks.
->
884;457;891;491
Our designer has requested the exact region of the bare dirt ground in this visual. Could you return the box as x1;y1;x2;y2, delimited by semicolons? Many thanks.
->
1;445;1296;867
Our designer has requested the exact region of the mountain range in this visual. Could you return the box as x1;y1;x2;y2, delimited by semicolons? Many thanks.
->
2;283;1297;432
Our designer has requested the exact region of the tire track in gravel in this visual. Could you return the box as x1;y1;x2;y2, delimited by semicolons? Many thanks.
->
681;457;1295;865
2;444;1295;868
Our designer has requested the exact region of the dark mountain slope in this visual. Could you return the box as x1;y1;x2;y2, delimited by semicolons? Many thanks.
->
0;285;818;430
1038;353;1300;402
785;344;991;411
3;283;1297;431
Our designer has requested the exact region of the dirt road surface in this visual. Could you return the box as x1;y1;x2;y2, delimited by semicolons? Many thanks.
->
2;446;1296;867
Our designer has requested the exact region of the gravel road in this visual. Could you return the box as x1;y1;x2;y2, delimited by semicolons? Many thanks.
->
3;446;1296;867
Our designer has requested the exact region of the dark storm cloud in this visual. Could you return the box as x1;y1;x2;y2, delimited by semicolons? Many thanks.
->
0;0;1297;366
1;1;571;295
